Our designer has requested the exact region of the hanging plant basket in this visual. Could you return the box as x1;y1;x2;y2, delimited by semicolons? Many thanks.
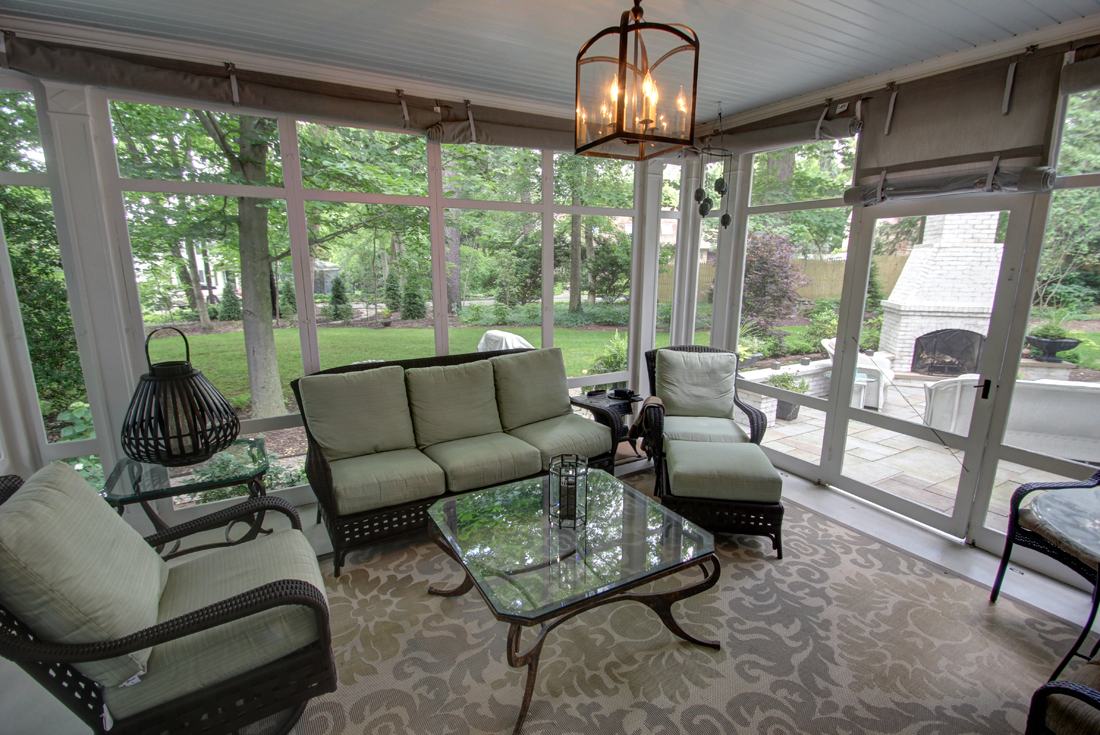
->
120;327;240;467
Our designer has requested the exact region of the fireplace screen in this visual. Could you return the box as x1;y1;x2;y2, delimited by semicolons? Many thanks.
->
911;330;985;376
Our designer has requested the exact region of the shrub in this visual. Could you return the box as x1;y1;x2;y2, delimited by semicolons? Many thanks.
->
402;286;427;320
866;261;885;312
860;314;883;352
463;304;484;323
492;303;509;324
207;303;220;321
219;282;242;320
583;330;629;391
764;373;809;393
805;303;839;345
278;278;296;316
329;273;354;321
743;232;809;326
1029;322;1069;340
384;272;402;311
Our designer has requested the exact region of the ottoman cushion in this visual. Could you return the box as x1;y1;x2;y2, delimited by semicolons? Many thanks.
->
665;440;782;503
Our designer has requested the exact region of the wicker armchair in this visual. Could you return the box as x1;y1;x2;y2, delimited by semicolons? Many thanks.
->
641;346;767;497
1026;657;1100;734
990;470;1100;680
0;469;337;735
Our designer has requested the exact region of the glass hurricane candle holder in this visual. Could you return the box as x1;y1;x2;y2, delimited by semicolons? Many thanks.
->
549;454;589;530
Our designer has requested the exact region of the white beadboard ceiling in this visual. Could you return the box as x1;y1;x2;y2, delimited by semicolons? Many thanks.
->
3;0;1100;124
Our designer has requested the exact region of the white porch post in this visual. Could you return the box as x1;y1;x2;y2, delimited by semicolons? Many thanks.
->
36;81;136;468
670;157;702;346
711;153;753;350
627;160;663;393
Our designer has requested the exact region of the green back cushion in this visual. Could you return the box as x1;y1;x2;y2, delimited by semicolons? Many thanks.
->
0;462;168;687
490;348;571;431
656;350;738;418
406;361;503;448
298;365;416;461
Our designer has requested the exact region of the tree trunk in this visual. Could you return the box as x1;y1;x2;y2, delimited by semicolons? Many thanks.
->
184;237;212;330
569;205;582;312
585;223;596;305
232;116;283;419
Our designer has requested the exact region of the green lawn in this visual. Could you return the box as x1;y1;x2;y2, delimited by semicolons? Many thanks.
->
1069;331;1100;370
147;326;711;412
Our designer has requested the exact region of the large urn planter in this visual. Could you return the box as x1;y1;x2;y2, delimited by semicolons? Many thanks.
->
1025;335;1081;363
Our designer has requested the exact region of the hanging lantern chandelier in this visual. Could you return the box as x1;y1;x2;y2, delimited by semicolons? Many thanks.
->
575;0;699;161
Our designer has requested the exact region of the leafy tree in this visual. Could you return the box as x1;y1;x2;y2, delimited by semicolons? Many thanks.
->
750;139;855;256
1;185;86;411
219;280;242;320
586;222;631;303
742;232;809;325
329;272;353;321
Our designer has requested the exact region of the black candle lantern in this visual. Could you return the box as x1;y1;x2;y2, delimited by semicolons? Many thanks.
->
549;454;589;530
120;327;240;467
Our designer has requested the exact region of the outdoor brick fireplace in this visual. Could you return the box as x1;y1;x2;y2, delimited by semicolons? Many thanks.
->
879;212;1002;373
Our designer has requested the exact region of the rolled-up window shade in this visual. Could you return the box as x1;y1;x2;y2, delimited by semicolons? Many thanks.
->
426;120;573;150
4;35;575;150
844;166;1057;206
707;116;862;156
1061;50;1100;95
856;50;1064;187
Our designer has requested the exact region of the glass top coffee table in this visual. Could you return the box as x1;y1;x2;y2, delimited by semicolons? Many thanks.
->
427;469;720;734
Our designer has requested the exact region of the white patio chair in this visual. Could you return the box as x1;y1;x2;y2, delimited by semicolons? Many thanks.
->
821;338;895;409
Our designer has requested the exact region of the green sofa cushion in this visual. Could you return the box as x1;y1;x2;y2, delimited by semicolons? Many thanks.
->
104;528;325;720
423;434;542;492
656;350;738;418
298;365;416;461
665;440;783;503
663;416;749;444
490;348;571;431
329;449;447;515
0;462;168;688
406;361;503;448
508;414;613;469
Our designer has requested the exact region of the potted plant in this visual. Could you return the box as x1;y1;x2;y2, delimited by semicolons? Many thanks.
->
1024;321;1081;363
378;307;392;327
765;373;810;421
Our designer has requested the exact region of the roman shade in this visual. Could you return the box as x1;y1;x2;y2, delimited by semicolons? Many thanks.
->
849;46;1066;204
701;97;863;157
3;35;574;151
1061;43;1100;95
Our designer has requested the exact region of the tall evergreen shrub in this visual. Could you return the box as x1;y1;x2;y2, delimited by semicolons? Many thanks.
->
384;272;402;312
219;281;242;320
329;273;353;321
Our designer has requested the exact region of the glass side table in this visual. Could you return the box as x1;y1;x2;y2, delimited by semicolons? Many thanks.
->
102;437;271;557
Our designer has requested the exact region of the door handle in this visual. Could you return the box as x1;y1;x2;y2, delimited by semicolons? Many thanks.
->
973;379;992;399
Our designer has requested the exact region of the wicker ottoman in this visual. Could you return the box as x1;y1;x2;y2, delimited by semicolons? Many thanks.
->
663;440;785;558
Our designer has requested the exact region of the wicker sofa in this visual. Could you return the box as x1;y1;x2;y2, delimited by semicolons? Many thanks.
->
291;347;616;575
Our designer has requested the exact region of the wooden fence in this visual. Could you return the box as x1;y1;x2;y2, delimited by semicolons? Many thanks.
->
655;255;908;303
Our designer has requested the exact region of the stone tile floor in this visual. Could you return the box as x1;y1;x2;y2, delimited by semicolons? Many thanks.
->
756;379;1075;534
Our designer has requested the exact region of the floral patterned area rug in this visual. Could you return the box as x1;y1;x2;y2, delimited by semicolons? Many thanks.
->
295;483;1079;735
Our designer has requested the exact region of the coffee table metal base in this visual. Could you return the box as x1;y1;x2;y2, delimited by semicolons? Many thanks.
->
428;524;721;735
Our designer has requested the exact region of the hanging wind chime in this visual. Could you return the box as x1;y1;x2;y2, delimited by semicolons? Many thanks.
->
694;106;734;228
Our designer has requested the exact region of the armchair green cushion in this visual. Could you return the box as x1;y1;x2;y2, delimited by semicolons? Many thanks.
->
663;416;750;444
655;350;739;418
406;361;503;448
0;462;167;688
490;348;571;431
508;414;613;469
298;365;416;461
104;528;325;720
329;448;446;515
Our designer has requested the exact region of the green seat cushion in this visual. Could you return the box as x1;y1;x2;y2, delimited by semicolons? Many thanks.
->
0;462;167;688
656;350;738;418
104;528;325;720
406;361;503;448
508;414;613;470
298;365;416;460
665;440;783;503
663;416;749;444
490;348;571;431
329;449;446;515
423;434;542;492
